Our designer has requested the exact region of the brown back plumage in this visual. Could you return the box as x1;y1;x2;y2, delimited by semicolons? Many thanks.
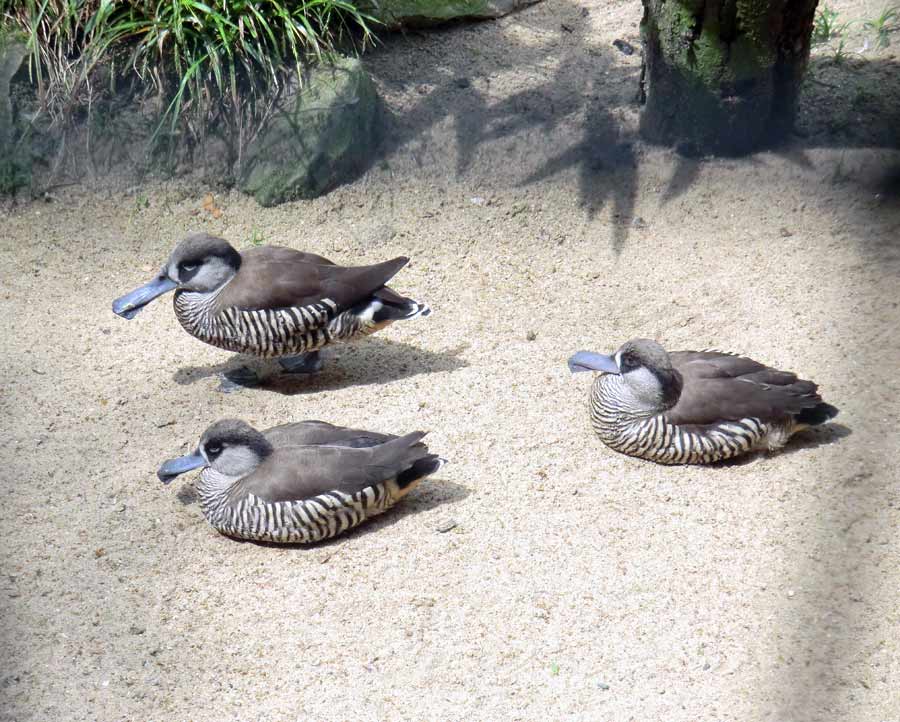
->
227;431;430;504
665;350;827;427
217;246;409;312
262;420;396;449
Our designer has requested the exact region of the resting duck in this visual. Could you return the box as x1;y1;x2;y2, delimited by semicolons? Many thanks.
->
157;419;444;543
113;233;430;389
568;339;839;464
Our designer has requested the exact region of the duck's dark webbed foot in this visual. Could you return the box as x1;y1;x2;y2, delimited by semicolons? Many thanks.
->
278;351;323;375
216;366;262;393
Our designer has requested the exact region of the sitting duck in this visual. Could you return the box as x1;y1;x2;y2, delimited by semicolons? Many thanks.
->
568;339;838;464
157;419;444;543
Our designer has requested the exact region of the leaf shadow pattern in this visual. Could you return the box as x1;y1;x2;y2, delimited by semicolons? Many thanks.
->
518;105;637;253
171;338;469;395
660;155;701;205
366;2;644;253
796;57;900;152
366;5;900;257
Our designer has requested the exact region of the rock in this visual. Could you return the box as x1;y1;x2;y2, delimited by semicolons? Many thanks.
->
0;33;29;194
239;57;382;206
364;0;543;29
435;518;457;533
613;39;636;56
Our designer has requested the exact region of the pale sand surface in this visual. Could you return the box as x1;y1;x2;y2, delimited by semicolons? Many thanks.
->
1;1;899;720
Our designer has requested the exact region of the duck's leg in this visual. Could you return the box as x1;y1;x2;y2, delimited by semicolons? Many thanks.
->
278;351;323;375
217;366;262;393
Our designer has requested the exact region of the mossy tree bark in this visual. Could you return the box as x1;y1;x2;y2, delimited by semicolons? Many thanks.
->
639;0;819;155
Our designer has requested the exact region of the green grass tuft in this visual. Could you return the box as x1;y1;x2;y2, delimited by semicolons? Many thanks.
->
864;6;899;48
0;0;379;170
812;5;852;45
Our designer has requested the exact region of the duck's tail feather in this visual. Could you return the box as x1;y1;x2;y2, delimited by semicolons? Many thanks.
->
396;454;445;488
369;287;432;322
796;402;839;426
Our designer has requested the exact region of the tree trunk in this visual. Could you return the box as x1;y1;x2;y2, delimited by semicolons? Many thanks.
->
639;0;819;155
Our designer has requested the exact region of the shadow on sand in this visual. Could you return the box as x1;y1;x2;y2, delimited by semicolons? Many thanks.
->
368;3;900;258
367;2;642;253
172;338;469;395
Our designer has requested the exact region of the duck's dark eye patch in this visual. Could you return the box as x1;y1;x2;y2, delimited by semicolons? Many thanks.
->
620;352;639;372
178;261;200;280
205;444;222;457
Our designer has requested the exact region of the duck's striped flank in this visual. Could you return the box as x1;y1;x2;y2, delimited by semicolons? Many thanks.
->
174;291;380;359
196;470;397;543
589;374;776;465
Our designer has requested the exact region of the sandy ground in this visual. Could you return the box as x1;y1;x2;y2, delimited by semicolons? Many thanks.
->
2;0;899;720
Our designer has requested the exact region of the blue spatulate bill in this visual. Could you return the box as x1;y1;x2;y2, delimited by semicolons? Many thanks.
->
157;452;206;484
567;351;621;374
113;276;178;319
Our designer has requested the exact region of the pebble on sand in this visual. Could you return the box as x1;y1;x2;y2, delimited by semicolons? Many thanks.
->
435;519;457;533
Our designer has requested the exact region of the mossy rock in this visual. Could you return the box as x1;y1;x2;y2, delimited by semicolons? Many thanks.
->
0;33;30;195
239;57;382;206
363;0;542;29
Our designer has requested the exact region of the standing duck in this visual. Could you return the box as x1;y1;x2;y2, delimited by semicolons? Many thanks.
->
568;339;839;464
113;233;430;389
157;419;444;543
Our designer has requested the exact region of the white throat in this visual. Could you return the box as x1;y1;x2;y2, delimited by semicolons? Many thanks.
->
599;367;666;416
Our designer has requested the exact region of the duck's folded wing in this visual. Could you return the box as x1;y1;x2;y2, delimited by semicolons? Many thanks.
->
673;350;809;385
221;246;408;312
667;351;823;426
246;247;337;266
263;249;413;305
234;432;429;503
263;420;396;449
